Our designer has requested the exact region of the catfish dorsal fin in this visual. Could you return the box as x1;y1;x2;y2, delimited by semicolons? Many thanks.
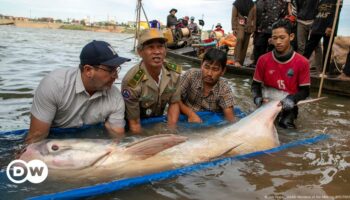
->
125;134;188;159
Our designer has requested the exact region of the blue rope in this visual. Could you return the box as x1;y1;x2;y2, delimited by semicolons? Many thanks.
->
27;134;329;200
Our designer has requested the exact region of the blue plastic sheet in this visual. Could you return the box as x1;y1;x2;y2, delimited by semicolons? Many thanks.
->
0;108;328;200
28;134;329;200
0;107;246;137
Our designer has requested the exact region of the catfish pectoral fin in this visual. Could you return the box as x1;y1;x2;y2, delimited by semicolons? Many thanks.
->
125;134;188;159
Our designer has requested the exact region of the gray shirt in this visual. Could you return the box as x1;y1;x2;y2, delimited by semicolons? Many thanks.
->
31;68;125;128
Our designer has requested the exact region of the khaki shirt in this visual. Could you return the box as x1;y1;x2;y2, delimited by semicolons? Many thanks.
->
121;62;181;119
31;68;125;128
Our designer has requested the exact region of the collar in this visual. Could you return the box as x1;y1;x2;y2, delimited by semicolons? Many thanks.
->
140;62;170;82
272;47;295;63
75;69;86;94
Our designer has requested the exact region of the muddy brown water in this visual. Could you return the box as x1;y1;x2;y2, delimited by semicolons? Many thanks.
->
0;26;349;199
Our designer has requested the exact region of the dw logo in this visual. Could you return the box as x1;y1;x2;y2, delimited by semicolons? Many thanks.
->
6;160;48;184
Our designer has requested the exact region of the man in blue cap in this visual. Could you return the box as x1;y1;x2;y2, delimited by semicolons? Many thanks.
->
25;40;131;144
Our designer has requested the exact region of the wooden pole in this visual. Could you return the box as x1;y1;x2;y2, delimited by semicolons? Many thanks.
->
133;0;142;51
317;0;341;98
140;3;150;28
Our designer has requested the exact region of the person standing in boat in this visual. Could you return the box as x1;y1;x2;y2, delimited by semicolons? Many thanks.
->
121;28;181;134
213;23;225;36
180;48;236;123
303;0;343;76
251;19;310;129
25;40;130;144
251;0;288;68
167;8;178;29
231;0;256;67
295;0;322;71
183;16;189;27
188;16;199;35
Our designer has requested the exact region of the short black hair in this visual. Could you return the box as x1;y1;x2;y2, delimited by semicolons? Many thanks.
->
202;48;227;69
272;19;292;34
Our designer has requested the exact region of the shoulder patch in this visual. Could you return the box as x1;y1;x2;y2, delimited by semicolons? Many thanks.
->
122;89;131;99
165;62;182;74
128;69;145;88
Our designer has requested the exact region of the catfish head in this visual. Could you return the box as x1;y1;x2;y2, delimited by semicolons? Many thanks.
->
19;139;118;170
19;134;187;171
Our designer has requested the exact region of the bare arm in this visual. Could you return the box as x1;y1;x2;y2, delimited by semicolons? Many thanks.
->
223;107;236;123
288;3;293;16
179;101;202;123
104;121;125;141
25;114;51;144
128;118;142;134
167;102;180;128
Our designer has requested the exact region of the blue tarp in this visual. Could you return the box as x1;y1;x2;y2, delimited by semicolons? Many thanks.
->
0;107;246;137
28;134;329;200
0;108;329;200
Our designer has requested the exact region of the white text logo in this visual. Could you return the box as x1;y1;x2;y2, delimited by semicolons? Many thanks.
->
6;160;48;184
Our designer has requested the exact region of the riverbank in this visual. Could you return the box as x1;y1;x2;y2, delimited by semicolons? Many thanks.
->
0;19;135;33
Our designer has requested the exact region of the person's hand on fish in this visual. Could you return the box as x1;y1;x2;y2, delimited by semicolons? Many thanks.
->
254;96;264;107
279;95;295;111
254;96;270;108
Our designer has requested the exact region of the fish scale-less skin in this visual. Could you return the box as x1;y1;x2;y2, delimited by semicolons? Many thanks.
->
20;101;282;183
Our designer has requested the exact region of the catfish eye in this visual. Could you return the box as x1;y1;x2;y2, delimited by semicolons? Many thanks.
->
51;144;59;151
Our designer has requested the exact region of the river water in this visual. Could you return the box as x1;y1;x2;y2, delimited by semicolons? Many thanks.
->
0;26;349;199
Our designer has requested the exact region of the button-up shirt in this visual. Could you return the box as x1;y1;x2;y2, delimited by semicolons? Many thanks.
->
180;69;235;112
31;68;125;128
121;62;181;119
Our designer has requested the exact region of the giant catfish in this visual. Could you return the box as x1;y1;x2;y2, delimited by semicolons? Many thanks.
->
19;99;320;183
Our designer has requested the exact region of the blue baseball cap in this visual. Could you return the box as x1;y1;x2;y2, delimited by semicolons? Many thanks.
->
80;40;131;67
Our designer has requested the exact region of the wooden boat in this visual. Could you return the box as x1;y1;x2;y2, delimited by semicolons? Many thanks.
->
167;47;350;97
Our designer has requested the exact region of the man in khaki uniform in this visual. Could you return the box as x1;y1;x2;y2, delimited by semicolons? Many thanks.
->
122;28;181;134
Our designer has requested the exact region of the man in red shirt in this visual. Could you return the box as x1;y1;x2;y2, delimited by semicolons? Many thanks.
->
251;19;310;129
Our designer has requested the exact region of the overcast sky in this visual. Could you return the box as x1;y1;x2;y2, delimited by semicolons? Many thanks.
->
0;0;349;35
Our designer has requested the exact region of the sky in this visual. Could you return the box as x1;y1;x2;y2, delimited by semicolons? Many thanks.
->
0;0;349;35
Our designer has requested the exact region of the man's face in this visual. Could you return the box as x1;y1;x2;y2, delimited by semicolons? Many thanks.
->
90;65;119;91
272;27;294;54
201;60;225;85
138;40;166;70
171;11;176;15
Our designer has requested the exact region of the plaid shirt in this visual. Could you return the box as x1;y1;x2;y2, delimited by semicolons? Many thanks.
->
180;69;235;112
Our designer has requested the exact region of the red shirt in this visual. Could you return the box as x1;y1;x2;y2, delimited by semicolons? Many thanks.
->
253;51;310;94
214;28;224;35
